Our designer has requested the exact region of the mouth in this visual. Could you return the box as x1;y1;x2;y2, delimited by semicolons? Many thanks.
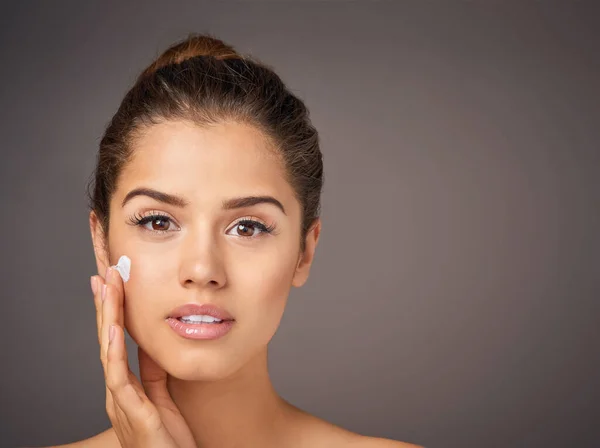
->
176;315;228;324
167;303;235;321
166;303;235;340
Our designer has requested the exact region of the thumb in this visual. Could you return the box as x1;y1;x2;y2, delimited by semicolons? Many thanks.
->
138;346;174;408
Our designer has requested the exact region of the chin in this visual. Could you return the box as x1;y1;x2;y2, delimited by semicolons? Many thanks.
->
163;353;242;381
138;335;248;382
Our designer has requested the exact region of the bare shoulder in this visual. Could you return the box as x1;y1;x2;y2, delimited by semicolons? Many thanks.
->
334;432;424;448
290;407;422;448
352;434;424;448
50;428;119;448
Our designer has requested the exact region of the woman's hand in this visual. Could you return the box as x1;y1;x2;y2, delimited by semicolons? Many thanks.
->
90;268;196;448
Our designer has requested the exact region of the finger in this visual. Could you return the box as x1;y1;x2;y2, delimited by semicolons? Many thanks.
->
99;265;125;371
92;275;117;414
100;272;120;375
106;324;144;410
105;264;125;328
91;275;105;346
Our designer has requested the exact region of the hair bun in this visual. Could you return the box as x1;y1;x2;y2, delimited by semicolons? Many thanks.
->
140;33;241;79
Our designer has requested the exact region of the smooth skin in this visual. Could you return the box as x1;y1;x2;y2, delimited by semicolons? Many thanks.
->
46;120;421;448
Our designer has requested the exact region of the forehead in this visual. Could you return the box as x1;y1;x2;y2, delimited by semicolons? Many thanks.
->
117;120;296;210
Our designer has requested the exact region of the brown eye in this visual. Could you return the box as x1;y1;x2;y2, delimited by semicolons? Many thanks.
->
132;214;179;233
150;217;171;231
229;219;273;238
235;222;256;237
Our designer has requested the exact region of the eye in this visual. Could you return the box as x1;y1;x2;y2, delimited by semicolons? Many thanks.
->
127;212;180;234
228;218;276;238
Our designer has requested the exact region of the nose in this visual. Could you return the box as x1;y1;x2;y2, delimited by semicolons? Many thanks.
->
178;230;227;289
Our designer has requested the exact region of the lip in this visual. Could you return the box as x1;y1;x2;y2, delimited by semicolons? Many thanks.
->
166;317;235;340
167;303;235;321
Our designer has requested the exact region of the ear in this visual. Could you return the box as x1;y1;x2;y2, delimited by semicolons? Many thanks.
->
89;210;110;277
292;218;322;288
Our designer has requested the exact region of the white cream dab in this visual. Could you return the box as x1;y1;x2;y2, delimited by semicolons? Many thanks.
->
111;255;131;283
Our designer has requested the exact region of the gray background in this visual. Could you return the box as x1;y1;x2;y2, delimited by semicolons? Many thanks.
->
1;1;598;447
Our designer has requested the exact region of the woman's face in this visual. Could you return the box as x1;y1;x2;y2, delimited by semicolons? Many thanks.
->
91;120;319;381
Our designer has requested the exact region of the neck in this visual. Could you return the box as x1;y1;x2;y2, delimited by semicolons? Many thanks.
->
166;349;295;448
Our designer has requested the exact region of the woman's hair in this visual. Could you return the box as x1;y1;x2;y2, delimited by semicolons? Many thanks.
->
87;33;323;253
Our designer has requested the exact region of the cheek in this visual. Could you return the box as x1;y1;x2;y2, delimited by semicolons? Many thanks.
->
121;255;174;338
233;250;297;331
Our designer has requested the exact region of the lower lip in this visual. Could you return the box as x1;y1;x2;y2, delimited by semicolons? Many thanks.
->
166;317;235;340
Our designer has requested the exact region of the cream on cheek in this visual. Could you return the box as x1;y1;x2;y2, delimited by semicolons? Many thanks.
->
116;250;176;344
111;255;131;282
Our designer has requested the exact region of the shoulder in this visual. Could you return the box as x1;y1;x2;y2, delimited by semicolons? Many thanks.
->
351;435;424;448
292;408;422;448
335;433;424;448
50;428;119;448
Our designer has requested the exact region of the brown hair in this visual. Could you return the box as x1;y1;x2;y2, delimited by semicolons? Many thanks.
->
87;33;323;253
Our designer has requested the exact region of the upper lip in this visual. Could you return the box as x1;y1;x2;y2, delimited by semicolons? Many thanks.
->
167;303;235;321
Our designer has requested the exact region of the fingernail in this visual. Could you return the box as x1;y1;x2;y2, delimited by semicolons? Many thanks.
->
102;284;107;301
90;276;97;295
109;325;116;342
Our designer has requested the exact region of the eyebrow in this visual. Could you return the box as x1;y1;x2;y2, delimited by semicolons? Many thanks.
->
121;187;286;215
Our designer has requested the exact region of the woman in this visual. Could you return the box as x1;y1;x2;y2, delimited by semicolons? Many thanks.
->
52;34;421;448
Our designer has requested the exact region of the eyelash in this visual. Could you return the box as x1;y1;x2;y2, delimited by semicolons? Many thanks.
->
126;212;277;238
